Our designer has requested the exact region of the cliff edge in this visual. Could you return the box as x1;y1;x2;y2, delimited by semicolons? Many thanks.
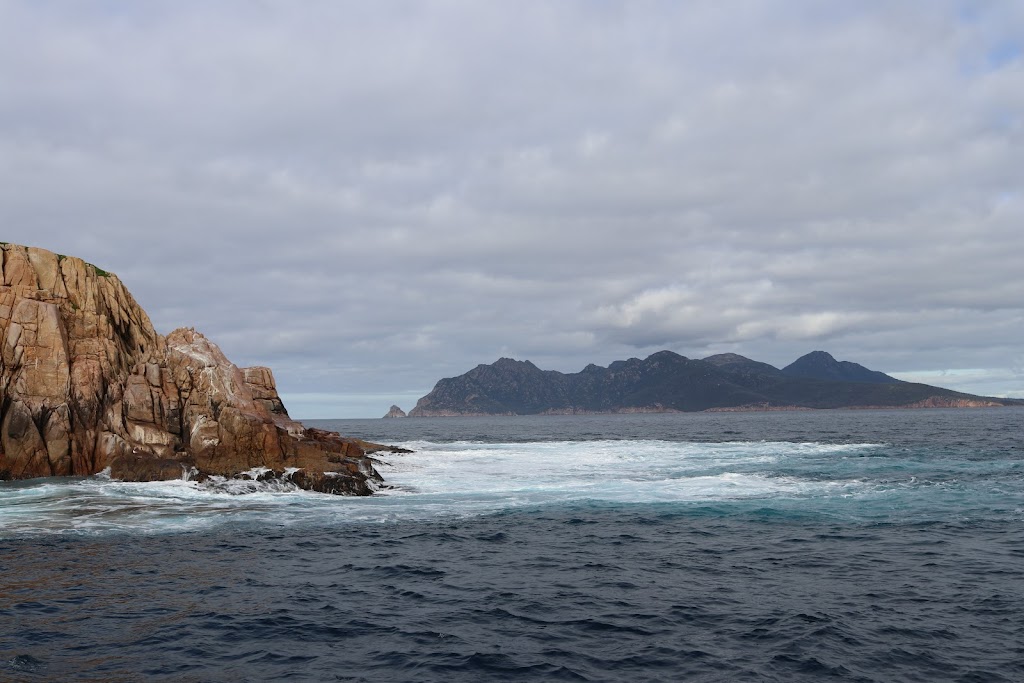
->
0;243;382;494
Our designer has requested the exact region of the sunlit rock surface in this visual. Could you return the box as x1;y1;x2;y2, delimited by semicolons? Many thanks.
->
0;243;383;494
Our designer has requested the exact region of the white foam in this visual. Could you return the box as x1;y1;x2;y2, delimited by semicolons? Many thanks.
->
0;440;884;534
360;439;881;521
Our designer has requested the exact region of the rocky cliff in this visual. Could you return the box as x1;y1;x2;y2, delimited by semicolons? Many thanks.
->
0;243;383;494
409;351;1017;416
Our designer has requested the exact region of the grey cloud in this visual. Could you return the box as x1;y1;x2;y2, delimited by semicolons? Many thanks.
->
1;1;1022;415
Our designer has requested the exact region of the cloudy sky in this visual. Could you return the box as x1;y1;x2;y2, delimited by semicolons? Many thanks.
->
2;1;1022;417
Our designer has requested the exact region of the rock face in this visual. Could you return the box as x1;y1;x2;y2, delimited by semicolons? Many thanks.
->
383;405;407;418
0;243;382;494
409;350;1020;416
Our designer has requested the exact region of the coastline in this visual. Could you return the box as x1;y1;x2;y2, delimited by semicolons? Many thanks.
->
403;398;1018;417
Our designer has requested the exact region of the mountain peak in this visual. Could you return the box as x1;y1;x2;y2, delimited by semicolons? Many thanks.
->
645;350;687;362
703;352;754;365
782;351;900;384
702;353;782;376
487;357;541;373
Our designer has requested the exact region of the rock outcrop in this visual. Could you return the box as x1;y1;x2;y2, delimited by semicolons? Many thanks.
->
0;243;383;494
383;405;407;418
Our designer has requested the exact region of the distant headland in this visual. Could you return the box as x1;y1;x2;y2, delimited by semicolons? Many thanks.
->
400;350;1020;417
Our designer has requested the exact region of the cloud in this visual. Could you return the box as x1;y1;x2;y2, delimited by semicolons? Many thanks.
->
0;1;1022;416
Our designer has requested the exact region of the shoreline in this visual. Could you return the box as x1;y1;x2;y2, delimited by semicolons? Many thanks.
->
402;399;1019;418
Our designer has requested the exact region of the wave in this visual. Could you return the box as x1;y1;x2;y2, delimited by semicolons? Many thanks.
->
2;439;1018;536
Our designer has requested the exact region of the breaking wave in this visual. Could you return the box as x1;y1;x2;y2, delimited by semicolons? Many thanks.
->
6;437;1012;536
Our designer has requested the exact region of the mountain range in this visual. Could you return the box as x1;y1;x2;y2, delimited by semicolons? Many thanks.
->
405;350;1019;416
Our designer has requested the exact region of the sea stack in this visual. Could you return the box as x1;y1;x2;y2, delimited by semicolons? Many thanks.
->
383;405;407;418
0;243;382;494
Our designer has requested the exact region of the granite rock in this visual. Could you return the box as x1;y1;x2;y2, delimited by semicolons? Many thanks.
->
0;243;383;494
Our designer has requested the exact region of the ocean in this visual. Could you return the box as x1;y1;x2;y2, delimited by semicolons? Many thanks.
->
1;409;1022;682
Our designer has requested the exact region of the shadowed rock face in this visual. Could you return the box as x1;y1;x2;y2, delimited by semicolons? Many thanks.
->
0;243;382;494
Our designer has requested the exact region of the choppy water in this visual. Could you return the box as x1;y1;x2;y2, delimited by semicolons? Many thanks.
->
2;409;1022;681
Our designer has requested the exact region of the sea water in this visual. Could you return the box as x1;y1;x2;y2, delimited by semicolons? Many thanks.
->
1;409;1022;681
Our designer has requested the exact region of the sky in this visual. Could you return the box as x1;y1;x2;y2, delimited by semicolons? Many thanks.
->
1;1;1022;417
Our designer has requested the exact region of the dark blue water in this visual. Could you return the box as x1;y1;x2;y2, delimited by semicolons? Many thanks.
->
2;409;1023;682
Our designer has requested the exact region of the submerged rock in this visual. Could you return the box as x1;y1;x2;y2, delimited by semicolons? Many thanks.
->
0;243;385;494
